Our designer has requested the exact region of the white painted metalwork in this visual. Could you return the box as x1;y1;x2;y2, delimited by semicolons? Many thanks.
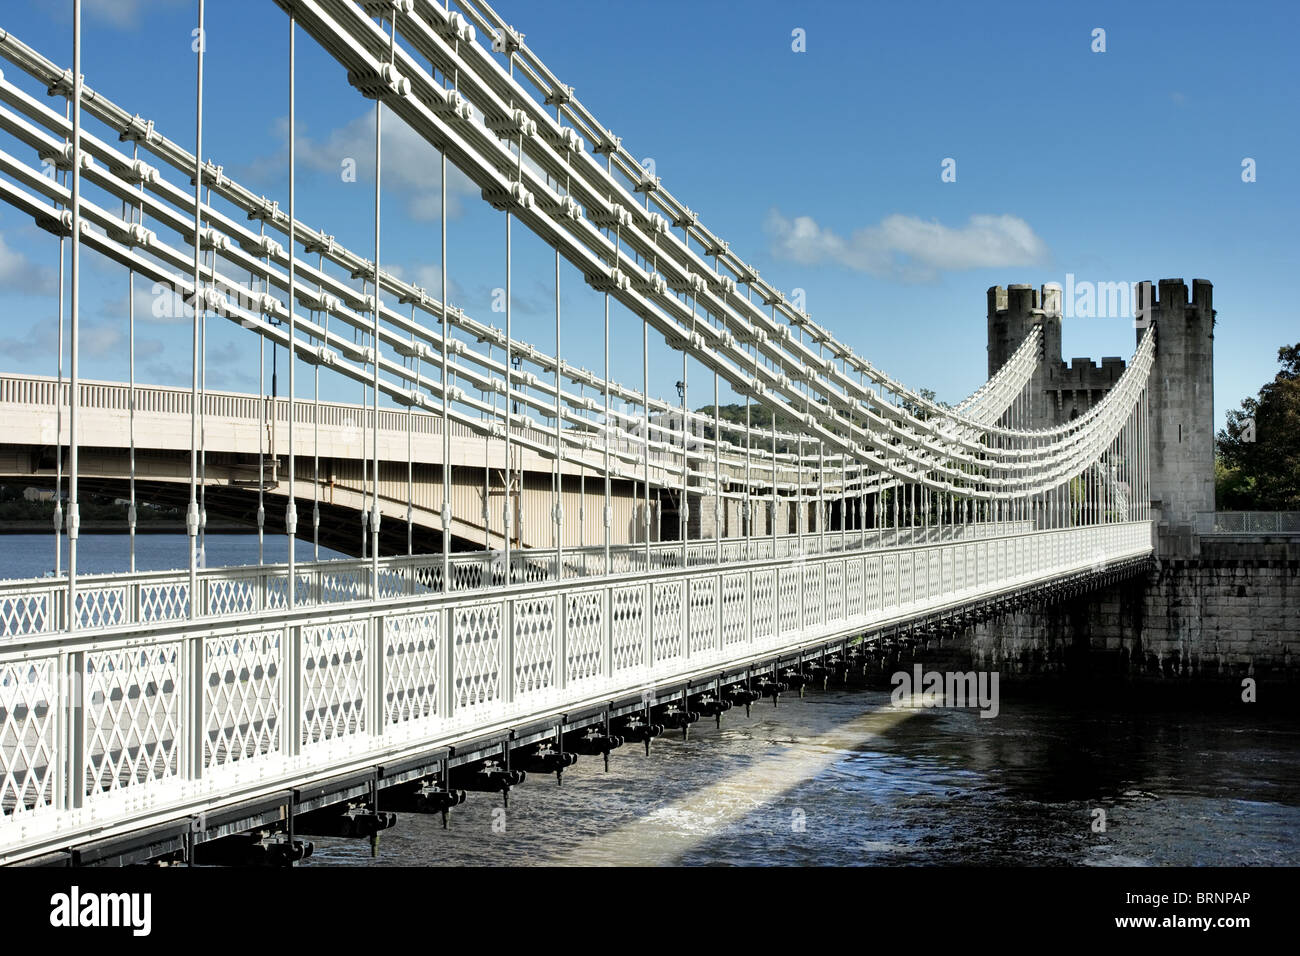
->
0;521;1151;863
0;1;1161;865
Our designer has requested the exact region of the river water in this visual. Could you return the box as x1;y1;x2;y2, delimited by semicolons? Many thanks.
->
0;532;345;579
309;690;1299;867
5;534;1297;866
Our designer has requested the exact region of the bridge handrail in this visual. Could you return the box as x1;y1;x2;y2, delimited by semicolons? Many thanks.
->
0;520;1153;864
1209;511;1300;534
0;521;1037;639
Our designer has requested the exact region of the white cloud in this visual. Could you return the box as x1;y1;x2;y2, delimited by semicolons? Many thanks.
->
0;317;132;363
0;230;58;295
764;210;1049;282
259;109;478;223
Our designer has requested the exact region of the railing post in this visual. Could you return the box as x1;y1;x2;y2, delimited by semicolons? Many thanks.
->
797;563;805;636
442;605;456;722
556;591;567;691
503;598;515;706
187;634;204;781
283;623;301;758
714;571;722;661
643;580;653;673
370;613;385;738
604;585;614;680
683;577;692;663
66;650;85;810
744;569;754;646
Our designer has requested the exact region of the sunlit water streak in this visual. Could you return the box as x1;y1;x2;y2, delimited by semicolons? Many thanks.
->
309;690;1300;867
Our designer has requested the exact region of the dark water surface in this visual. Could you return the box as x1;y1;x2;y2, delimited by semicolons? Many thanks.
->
309;689;1300;867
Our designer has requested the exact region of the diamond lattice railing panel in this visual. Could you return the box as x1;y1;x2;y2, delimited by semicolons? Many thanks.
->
301;619;367;746
264;574;291;610
139;582;190;623
453;602;501;711
825;561;845;622
83;643;181;798
803;564;824;627
688;578;717;656
376;568;412;599
0;592;53;638
866;555;884;611
899;553;914;606
384;610;441;726
882;554;899;608
656;550;683;570
451;559;493;592
610;584;645;673
512;596;557;700
751;569;776;642
565;589;604;686
410;562;443;594
318;569;366;605
687;544;712;568
923;550;940;602
74;585;129;630
204;629;282;769
0;658;56;817
778;568;799;635
514;559;553;585
205;577;261;617
651;581;684;664
941;548;954;594
846;558;864;618
720;573;747;646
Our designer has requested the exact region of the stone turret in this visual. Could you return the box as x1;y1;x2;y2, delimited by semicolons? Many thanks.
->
1138;278;1216;555
987;276;1216;557
986;282;1061;425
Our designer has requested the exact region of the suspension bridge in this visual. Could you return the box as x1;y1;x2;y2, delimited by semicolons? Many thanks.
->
0;0;1168;865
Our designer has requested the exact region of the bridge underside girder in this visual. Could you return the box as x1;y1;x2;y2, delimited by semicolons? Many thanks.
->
1;442;660;557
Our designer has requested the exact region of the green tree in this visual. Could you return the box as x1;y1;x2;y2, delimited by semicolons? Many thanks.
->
1216;343;1300;509
901;387;951;421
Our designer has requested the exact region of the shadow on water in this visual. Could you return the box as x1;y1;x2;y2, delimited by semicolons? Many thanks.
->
307;687;1300;867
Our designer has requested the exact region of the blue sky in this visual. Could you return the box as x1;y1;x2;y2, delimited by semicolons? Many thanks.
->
0;0;1296;431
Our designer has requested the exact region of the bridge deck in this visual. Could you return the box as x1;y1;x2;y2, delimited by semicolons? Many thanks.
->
0;520;1152;863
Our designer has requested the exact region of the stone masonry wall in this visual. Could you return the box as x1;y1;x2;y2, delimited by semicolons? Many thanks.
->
957;535;1299;685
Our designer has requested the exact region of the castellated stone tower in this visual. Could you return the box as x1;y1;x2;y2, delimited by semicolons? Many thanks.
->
986;278;1215;557
1138;279;1216;556
987;283;1061;425
987;282;1127;427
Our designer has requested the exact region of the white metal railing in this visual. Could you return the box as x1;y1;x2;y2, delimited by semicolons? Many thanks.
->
0;521;1036;639
0;521;1152;863
1209;512;1300;534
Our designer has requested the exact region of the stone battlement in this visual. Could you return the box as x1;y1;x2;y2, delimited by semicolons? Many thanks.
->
988;277;1215;556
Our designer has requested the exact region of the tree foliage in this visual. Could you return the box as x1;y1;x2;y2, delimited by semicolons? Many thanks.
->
1216;343;1300;510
